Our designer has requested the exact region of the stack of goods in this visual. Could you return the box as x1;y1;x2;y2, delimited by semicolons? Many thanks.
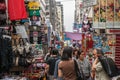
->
23;55;47;80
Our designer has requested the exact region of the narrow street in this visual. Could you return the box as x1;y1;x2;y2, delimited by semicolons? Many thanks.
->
0;0;120;80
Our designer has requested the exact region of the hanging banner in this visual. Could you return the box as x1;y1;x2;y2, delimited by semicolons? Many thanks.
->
114;0;120;28
106;0;114;28
93;0;99;28
98;0;106;28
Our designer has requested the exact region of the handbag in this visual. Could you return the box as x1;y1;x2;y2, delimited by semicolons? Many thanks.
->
74;60;84;80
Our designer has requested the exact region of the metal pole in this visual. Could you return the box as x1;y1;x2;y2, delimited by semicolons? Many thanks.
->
5;0;9;25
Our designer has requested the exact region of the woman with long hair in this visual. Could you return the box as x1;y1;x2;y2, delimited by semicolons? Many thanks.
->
58;46;77;80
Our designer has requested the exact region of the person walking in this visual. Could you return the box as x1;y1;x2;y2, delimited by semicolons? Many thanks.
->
91;48;111;80
58;46;77;80
72;48;79;60
44;47;53;61
45;48;59;80
77;50;91;80
53;48;63;80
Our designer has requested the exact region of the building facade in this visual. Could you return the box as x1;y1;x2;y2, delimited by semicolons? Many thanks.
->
56;2;64;40
45;0;57;31
39;0;46;24
75;0;120;69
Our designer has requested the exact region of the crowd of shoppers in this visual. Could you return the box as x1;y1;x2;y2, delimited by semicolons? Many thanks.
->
44;46;120;80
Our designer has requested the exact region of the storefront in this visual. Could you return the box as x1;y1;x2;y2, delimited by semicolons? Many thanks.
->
92;0;120;68
0;0;48;79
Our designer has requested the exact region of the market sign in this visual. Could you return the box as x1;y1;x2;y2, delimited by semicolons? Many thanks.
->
83;0;97;7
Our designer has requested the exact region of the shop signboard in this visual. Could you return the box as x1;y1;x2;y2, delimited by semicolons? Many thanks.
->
83;0;97;7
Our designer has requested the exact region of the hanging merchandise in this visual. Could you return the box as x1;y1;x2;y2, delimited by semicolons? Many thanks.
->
86;34;93;50
29;10;40;17
0;14;6;20
8;0;27;20
15;25;28;38
28;1;40;17
0;1;6;25
0;28;13;73
30;15;39;21
0;2;6;13
0;13;7;25
28;1;40;10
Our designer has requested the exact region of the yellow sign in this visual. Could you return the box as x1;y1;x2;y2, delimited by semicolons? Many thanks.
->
28;1;40;10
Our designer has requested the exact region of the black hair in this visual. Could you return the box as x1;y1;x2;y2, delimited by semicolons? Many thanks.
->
95;48;104;56
77;50;84;56
73;48;78;55
61;46;73;61
51;48;59;55
49;46;53;49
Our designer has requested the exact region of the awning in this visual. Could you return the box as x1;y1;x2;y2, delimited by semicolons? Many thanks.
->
65;32;82;40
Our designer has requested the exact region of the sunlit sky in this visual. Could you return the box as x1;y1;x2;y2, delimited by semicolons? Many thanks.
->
56;0;75;32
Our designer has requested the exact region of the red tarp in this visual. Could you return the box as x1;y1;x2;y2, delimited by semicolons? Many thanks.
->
8;0;27;20
65;32;82;40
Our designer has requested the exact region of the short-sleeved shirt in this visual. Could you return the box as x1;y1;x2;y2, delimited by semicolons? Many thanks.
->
77;58;91;77
59;60;77;80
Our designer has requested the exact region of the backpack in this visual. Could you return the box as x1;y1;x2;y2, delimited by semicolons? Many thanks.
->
47;56;59;75
98;56;120;77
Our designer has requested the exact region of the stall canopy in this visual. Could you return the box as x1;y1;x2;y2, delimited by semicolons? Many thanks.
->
65;32;82;40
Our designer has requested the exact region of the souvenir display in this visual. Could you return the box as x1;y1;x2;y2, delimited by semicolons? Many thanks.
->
0;0;46;79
